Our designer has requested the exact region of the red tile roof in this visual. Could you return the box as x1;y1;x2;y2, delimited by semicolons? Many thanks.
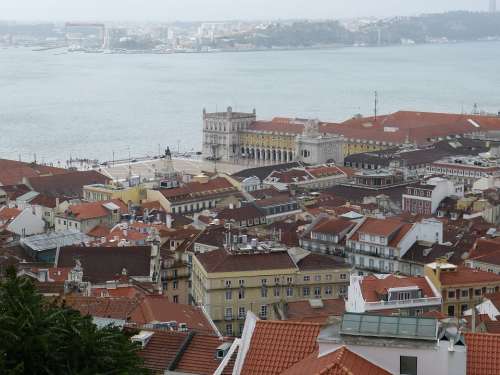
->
282;346;391;375
27;170;110;198
0;159;68;186
64;296;138;320
465;333;500;375
247;120;305;135
241;320;321;375
285;298;346;324
129;296;215;334
195;249;296;273
349;218;413;248
306;165;348;178
138;330;188;373
439;267;500;286
87;224;111;238
468;239;500;266
0;207;22;223
174;334;230;375
311;217;356;235
63;199;128;221
359;275;437;302
160;177;236;202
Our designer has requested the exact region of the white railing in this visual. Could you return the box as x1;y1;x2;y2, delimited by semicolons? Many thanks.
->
364;296;442;311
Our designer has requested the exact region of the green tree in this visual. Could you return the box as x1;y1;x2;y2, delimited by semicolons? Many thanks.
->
0;267;150;375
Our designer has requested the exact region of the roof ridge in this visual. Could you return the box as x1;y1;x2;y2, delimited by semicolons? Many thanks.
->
257;320;321;327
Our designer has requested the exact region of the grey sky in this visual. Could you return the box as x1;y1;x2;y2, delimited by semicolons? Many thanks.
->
1;0;489;22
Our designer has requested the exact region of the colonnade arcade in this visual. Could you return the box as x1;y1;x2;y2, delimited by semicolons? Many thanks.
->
240;146;295;163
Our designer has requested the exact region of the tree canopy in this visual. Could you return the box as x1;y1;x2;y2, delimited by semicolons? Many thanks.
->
0;267;150;375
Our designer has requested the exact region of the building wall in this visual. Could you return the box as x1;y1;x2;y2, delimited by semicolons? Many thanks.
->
465;259;500;275
7;209;45;237
318;341;466;375
191;256;350;336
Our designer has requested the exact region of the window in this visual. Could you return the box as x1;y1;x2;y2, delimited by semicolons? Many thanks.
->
314;287;321;297
326;274;332;281
461;304;468;316
261;278;267;285
461;290;469;298
286;277;293;284
225;280;232;288
303;287;310;296
314;275;321;282
274;277;280;284
400;356;417;375
286;287;293;297
274;287;280;297
260;305;268;319
225;307;233;319
325;286;332;295
226;324;233;336
369;259;374;268
239;279;245;286
303;275;310;282
173;295;178;303
475;289;482;296
261;287;268;298
340;273;347;280
448;305;455;317
238;307;246;319
173;280;178;289
448;290;455;299
238;288;245;300
225;290;232;300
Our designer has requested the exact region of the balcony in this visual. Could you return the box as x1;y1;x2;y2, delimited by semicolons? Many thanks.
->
364;296;442;311
347;248;397;260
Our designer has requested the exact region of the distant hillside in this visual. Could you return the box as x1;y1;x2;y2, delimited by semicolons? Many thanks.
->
220;12;500;48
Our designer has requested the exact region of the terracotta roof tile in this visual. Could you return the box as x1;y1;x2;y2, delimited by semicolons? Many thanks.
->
241;320;321;375
359;274;437;302
285;298;346;324
311;217;356;235
63;198;128;221
129;296;215;335
282;346;391;375
465;332;500;375
64;296;139;320
439;267;500;286
174;334;231;375
0;207;22;223
297;253;349;271
27;170;110;198
195;249;296;273
138;330;188;373
247;120;305;135
0;159;68;186
56;245;152;283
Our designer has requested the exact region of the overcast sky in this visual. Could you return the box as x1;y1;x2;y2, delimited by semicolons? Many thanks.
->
1;0;490;22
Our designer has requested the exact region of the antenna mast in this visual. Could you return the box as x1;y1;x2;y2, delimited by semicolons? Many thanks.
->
374;91;379;122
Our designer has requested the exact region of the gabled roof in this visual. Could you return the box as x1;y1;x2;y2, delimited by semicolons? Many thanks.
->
62;199;128;221
232;162;303;181
138;330;188;373
296;253;349;271
216;205;265;222
359;274;437;302
0;207;22;223
282;346;391;375
311;217;356;235
0;159;68;186
160;177;237;202
129;296;215;334
174;334;231;375
27;170;110;198
241;320;321;375
56;245;152;283
468;238;500;266
64;296;139;320
465;333;500;375
349;218;414;248
195;249;296;273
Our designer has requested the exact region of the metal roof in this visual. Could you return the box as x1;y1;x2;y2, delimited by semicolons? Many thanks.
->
340;313;438;341
21;230;92;252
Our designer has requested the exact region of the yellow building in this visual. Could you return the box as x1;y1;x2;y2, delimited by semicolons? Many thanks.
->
425;261;500;318
191;247;351;336
83;184;144;205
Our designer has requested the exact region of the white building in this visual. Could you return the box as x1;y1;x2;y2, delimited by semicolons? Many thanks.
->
346;217;443;275
402;177;464;215
7;208;46;237
346;273;442;316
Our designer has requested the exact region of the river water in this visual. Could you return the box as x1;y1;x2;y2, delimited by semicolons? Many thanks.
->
1;42;499;164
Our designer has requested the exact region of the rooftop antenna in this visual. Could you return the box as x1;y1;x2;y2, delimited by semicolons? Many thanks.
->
374;91;379;122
